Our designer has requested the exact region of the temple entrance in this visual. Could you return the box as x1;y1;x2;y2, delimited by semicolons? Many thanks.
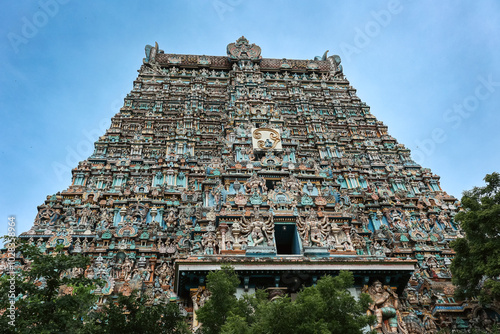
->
274;224;300;255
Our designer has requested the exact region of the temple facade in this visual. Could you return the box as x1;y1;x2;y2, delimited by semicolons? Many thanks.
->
14;37;500;332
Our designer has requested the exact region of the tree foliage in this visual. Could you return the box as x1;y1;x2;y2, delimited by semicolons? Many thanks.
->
451;172;500;304
196;265;249;334
0;240;98;334
0;239;188;334
197;266;375;334
83;291;189;334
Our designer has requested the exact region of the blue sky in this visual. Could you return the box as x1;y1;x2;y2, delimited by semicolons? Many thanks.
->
1;0;500;237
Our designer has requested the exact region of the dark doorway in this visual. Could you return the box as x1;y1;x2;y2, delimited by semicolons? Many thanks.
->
274;224;300;255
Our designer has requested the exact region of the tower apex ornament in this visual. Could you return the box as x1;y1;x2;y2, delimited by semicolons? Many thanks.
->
144;42;164;64
227;36;262;61
327;54;343;78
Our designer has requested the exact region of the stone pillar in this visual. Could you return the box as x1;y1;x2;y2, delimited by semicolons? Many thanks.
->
219;223;228;251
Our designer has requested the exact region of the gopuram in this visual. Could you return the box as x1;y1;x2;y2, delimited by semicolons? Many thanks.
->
13;37;500;332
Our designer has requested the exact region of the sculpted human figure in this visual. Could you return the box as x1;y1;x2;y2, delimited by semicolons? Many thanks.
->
163;209;177;228
245;173;267;193
202;232;218;255
358;212;370;231
244;219;265;245
388;210;406;232
282;174;302;193
367;281;399;333
419;212;430;231
309;218;327;247
123;258;133;280
350;230;365;255
154;262;172;286
297;212;328;247
99;209;112;230
79;206;93;227
241;214;273;246
438;211;452;230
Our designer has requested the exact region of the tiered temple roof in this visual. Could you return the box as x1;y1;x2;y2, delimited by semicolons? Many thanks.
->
11;37;499;332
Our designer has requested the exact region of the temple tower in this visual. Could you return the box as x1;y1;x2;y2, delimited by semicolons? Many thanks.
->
18;37;485;332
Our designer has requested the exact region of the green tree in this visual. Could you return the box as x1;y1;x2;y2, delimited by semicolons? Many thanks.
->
196;265;251;334
451;172;500;304
0;239;189;334
197;266;374;334
0;239;98;334
84;291;189;334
